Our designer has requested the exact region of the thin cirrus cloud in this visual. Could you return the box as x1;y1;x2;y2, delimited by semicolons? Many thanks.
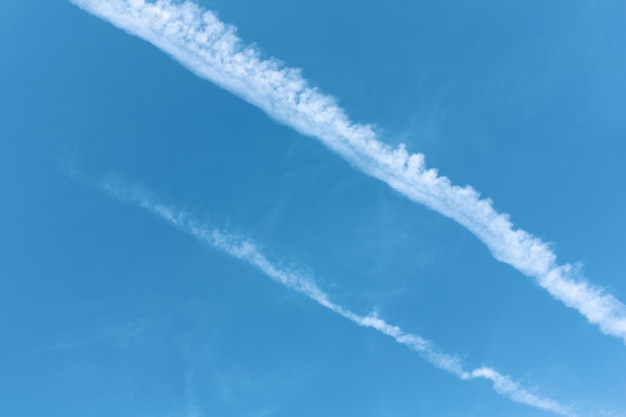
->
69;0;626;344
91;173;574;416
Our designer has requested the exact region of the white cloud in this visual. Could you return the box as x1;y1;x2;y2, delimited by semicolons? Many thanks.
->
92;175;574;416
69;0;626;344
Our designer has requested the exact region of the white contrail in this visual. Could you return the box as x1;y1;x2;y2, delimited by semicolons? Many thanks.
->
95;174;574;416
69;0;626;343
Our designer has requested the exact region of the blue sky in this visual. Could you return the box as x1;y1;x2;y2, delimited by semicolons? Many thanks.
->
1;0;625;416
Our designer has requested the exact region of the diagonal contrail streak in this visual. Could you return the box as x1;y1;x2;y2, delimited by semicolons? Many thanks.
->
93;174;574;416
69;0;626;343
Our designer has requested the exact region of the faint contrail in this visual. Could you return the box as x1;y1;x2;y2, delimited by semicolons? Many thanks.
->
91;173;574;416
70;0;626;343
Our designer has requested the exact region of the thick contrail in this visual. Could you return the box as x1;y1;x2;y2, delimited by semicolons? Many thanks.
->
70;0;626;343
94;174;574;416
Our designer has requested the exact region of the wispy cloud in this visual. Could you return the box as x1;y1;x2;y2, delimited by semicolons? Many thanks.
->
86;174;574;416
69;0;626;344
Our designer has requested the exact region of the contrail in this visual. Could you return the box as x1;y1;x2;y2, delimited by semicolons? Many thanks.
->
93;174;574;416
69;0;626;343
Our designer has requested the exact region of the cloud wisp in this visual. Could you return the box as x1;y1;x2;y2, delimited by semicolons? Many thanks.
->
92;175;574;416
69;0;626;343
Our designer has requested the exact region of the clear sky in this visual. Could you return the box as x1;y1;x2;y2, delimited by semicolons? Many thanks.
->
1;1;625;416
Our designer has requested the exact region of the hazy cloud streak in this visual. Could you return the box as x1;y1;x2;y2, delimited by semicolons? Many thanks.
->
70;0;626;343
95;175;573;416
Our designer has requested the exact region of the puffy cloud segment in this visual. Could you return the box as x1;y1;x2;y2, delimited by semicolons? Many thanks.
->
70;0;626;343
98;175;573;416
